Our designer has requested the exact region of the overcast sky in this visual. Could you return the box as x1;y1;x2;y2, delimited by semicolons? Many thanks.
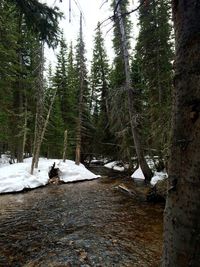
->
44;0;139;68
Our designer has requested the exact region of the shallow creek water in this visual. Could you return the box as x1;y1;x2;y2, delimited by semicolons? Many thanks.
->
0;168;164;267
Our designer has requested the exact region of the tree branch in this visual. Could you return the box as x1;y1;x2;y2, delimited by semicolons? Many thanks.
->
114;0;146;19
98;0;146;29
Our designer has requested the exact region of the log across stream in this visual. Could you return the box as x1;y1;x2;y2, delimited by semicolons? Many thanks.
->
0;167;164;267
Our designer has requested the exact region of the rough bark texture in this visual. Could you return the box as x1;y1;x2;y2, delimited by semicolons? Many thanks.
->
162;1;200;266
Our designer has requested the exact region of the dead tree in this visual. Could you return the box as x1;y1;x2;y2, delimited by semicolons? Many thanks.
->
114;0;152;181
31;42;57;174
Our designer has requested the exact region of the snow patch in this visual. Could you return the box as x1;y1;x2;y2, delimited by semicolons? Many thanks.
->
131;166;167;185
0;158;100;194
104;161;125;172
150;171;168;186
131;166;145;179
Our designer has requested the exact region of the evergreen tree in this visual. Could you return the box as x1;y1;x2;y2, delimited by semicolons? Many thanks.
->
0;1;46;161
90;22;111;157
0;1;18;154
42;64;61;158
74;14;91;164
8;0;62;48
135;0;173;160
65;42;78;158
54;33;68;124
110;0;141;168
45;93;65;158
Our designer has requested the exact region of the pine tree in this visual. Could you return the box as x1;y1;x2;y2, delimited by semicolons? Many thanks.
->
43;63;65;159
135;0;173;160
54;33;68;124
111;0;152;179
74;14;90;164
65;42;78;158
0;1;18;155
90;22;111;156
46;94;65;158
109;0;134;164
0;0;63;161
0;1;46;162
8;0;62;48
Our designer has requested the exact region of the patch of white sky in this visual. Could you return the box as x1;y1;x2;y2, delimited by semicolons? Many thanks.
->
42;0;139;71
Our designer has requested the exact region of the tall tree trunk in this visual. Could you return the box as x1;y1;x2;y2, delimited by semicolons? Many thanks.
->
31;42;45;174
75;77;83;165
162;1;200;266
31;111;38;175
16;10;24;163
22;95;28;158
115;0;152;181
31;88;57;173
75;13;84;165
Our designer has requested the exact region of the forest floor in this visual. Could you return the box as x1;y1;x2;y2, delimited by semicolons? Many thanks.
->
0;167;164;267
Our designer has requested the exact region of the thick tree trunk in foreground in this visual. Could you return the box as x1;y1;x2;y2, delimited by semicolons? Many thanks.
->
115;0;152;181
162;1;200;266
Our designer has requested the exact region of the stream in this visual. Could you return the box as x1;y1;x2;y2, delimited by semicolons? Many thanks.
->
0;167;164;267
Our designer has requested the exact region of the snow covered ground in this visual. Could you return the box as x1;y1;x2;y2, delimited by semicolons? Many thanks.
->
0;154;167;194
0;158;100;194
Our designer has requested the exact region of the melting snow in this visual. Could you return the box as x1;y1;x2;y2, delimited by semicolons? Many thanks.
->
0;158;100;194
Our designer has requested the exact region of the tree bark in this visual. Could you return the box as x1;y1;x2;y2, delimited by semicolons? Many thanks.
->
162;1;200;266
115;0;153;181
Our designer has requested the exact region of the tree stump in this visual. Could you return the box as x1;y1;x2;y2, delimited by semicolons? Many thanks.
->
48;162;63;185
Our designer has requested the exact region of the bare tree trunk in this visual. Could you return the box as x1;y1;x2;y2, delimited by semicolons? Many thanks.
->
22;95;28;159
31;43;44;174
63;129;68;162
162;1;200;266
31;111;38;175
16;10;24;163
35;88;57;168
31;87;57;173
75;80;83;165
115;1;152;181
75;13;84;166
